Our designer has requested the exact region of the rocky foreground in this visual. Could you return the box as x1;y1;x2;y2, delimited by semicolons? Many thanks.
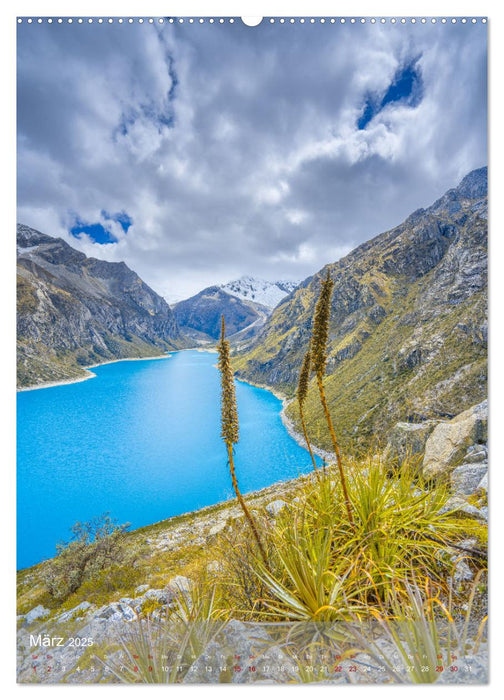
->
17;400;488;684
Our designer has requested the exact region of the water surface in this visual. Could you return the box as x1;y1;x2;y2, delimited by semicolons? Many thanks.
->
17;350;318;568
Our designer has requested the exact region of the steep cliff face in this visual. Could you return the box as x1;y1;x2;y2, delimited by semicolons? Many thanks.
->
17;224;187;388
235;167;487;451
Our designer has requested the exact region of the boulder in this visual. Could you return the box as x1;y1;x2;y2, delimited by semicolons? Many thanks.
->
477;472;488;493
207;521;227;537
463;444;488;463
451;464;488;497
24;605;50;625
57;601;92;623
182;620;293;683
166;575;192;601
97;602;137;622
265;500;288;517
386;420;437;463
206;560;222;574
422;401;487;479
142;588;170;605
451;557;474;585
435;651;488;684
440;497;486;521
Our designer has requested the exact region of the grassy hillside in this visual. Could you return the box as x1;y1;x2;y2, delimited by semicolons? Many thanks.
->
234;169;487;453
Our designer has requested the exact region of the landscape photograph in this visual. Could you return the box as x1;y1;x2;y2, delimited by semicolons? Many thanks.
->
16;16;488;684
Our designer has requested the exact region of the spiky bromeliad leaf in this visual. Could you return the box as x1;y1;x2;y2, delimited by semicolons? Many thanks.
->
311;270;334;378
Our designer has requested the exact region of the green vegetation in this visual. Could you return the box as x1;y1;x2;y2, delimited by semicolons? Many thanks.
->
17;332;174;389
41;514;133;601
355;576;488;683
285;290;486;456
17;457;487;682
252;457;485;621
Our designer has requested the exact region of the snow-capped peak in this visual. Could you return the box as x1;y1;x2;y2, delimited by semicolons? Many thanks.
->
220;276;299;309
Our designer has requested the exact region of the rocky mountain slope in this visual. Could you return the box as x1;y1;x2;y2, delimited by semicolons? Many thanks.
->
173;276;299;344
235;167;488;452
17;224;187;388
172;286;268;343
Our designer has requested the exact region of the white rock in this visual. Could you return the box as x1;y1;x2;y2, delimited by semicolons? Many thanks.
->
477;472;488;493
167;575;192;597
451;464;488;496
207;521;226;537
142;589;170;604
206;560;222;574
24;605;50;624
265;500;288;517
452;558;474;584
97;603;137;622
423;401;488;479
57;601;91;623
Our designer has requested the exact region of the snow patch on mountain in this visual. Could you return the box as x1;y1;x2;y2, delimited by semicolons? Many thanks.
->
220;276;299;309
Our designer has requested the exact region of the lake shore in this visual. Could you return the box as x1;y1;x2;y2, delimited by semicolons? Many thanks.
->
17;369;98;393
235;375;335;463
16;349;217;392
18;349;318;569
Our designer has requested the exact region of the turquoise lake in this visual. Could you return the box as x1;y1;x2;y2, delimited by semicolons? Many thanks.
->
17;350;319;569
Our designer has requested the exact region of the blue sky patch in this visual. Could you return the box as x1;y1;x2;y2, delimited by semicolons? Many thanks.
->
358;58;423;130
70;211;132;244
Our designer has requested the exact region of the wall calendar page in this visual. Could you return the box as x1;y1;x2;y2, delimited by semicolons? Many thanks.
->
16;13;488;685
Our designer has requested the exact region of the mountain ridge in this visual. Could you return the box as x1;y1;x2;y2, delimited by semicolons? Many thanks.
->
220;276;299;309
172;276;299;343
17;224;188;388
234;167;488;452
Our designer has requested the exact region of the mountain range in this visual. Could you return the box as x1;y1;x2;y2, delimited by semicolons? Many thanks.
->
172;277;299;343
17;166;487;447
220;277;299;308
234;167;488;452
17;224;187;388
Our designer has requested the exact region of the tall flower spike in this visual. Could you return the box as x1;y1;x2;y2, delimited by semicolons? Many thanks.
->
217;316;267;565
218;316;239;445
297;349;312;406
310;271;355;529
311;269;334;379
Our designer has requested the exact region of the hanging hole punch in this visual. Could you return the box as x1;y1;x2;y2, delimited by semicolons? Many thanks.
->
241;17;263;27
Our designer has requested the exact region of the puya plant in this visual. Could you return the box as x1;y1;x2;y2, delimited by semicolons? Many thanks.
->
217;316;268;565
98;581;226;683
310;270;354;528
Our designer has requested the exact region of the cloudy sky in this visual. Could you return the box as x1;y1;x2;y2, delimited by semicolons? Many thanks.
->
17;18;487;301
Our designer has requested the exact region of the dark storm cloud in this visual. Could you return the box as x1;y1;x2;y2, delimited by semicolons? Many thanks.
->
17;20;487;300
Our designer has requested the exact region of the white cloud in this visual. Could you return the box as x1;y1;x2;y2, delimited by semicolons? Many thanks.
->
17;21;487;300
